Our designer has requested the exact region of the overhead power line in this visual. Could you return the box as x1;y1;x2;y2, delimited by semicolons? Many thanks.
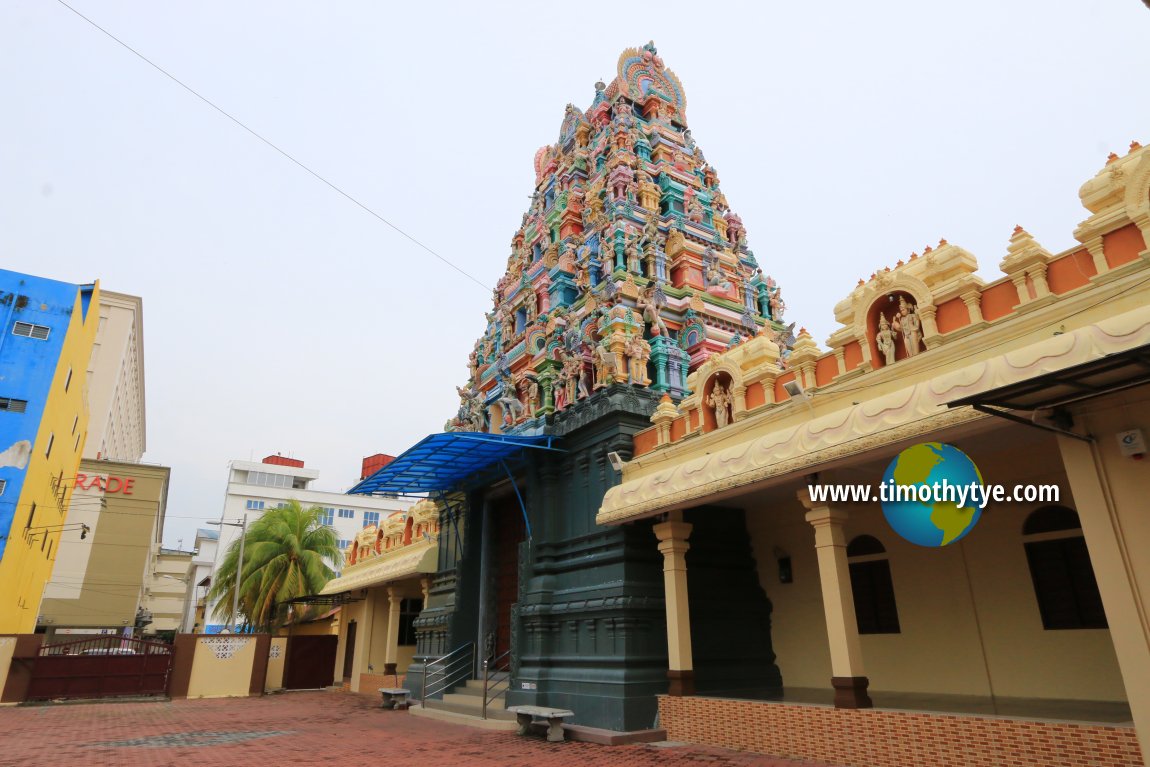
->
53;0;490;291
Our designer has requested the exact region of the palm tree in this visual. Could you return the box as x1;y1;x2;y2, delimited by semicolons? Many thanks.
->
207;500;341;632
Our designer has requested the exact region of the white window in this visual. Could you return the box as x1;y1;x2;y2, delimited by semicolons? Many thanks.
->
13;322;51;340
319;507;335;526
363;511;380;528
246;470;293;489
337;508;355;519
245;500;265;511
0;398;28;413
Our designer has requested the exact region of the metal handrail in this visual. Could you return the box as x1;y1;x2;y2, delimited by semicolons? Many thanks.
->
421;642;475;702
481;649;511;720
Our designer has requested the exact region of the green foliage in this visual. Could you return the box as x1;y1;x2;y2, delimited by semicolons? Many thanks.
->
206;500;341;632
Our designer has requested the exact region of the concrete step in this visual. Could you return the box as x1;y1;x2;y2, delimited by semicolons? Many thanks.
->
461;674;509;692
456;681;510;697
410;703;518;730
442;692;506;710
421;698;517;722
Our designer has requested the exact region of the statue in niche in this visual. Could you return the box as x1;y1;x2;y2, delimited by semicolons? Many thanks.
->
626;333;651;385
637;172;661;211
608;163;634;203
600;241;616;279
687;195;704;224
575;261;590;292
769;285;786;321
585;176;606;219
562;349;589;403
707;380;733;429
525;290;538;322
455;385;485;432
625;230;642;274
703;247;731;292
637;284;668;336
641;216;659;254
725;211;746;247
526;379;539;418
593;341;618;389
497;380;525;428
875;313;897;366
501;312;515;344
576;236;592;266
891;297;923;357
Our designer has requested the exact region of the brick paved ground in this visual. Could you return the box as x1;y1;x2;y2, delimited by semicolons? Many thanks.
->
0;691;836;767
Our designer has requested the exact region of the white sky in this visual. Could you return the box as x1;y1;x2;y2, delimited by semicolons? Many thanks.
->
2;1;1147;549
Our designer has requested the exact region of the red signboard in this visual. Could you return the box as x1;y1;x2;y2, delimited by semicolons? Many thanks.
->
75;473;136;495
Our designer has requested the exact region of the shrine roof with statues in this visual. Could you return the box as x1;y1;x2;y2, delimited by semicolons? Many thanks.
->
599;138;1150;493
449;42;793;436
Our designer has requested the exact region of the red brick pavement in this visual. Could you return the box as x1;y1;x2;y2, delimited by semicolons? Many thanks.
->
0;691;836;767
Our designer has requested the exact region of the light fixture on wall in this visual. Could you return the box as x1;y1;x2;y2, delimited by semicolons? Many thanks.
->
773;546;793;584
783;379;814;413
607;452;624;472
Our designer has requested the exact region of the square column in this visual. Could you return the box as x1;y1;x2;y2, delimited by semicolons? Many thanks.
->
383;586;403;676
1057;435;1150;757
348;590;376;693
799;491;872;708
654;514;694;696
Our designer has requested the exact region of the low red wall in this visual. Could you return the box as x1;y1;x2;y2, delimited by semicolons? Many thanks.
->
658;695;1143;767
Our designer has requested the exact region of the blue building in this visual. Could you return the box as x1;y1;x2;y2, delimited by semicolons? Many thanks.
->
0;269;99;632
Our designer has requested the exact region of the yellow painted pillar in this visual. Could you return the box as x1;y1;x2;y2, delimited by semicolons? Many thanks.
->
654;511;694;695
348;590;375;693
799;490;872;708
1057;435;1150;757
383;587;403;676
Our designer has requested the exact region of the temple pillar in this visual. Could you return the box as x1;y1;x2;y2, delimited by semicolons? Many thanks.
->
348;589;376;693
918;304;941;350
383;586;402;676
421;577;431;610
798;491;872;709
1082;236;1110;275
649;336;671;393
961;289;984;325
1057;435;1150;757
654;512;694;696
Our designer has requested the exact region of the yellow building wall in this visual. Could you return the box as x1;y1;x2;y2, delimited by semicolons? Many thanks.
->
746;433;1127;702
0;283;99;633
265;637;288;691
39;462;169;628
186;636;257;698
0;636;16;705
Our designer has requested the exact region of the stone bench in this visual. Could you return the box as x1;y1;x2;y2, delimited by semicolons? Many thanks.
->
506;705;575;742
378;688;411;710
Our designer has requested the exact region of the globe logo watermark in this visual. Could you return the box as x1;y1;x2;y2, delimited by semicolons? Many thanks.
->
880;442;984;547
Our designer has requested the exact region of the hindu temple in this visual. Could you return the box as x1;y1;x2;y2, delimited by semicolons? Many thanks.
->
331;42;793;732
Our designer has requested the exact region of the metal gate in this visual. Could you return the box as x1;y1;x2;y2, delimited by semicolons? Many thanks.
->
283;635;338;690
25;635;174;700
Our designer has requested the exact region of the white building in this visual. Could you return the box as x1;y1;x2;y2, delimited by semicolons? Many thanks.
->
83;290;145;462
143;547;193;636
181;528;218;633
206;455;412;633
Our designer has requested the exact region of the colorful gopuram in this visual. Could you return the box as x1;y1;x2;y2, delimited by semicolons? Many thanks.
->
449;42;789;435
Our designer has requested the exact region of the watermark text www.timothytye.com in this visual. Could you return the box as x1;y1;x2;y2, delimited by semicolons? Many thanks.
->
807;480;1059;509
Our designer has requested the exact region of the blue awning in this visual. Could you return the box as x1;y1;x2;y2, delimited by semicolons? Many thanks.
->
349;432;562;496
